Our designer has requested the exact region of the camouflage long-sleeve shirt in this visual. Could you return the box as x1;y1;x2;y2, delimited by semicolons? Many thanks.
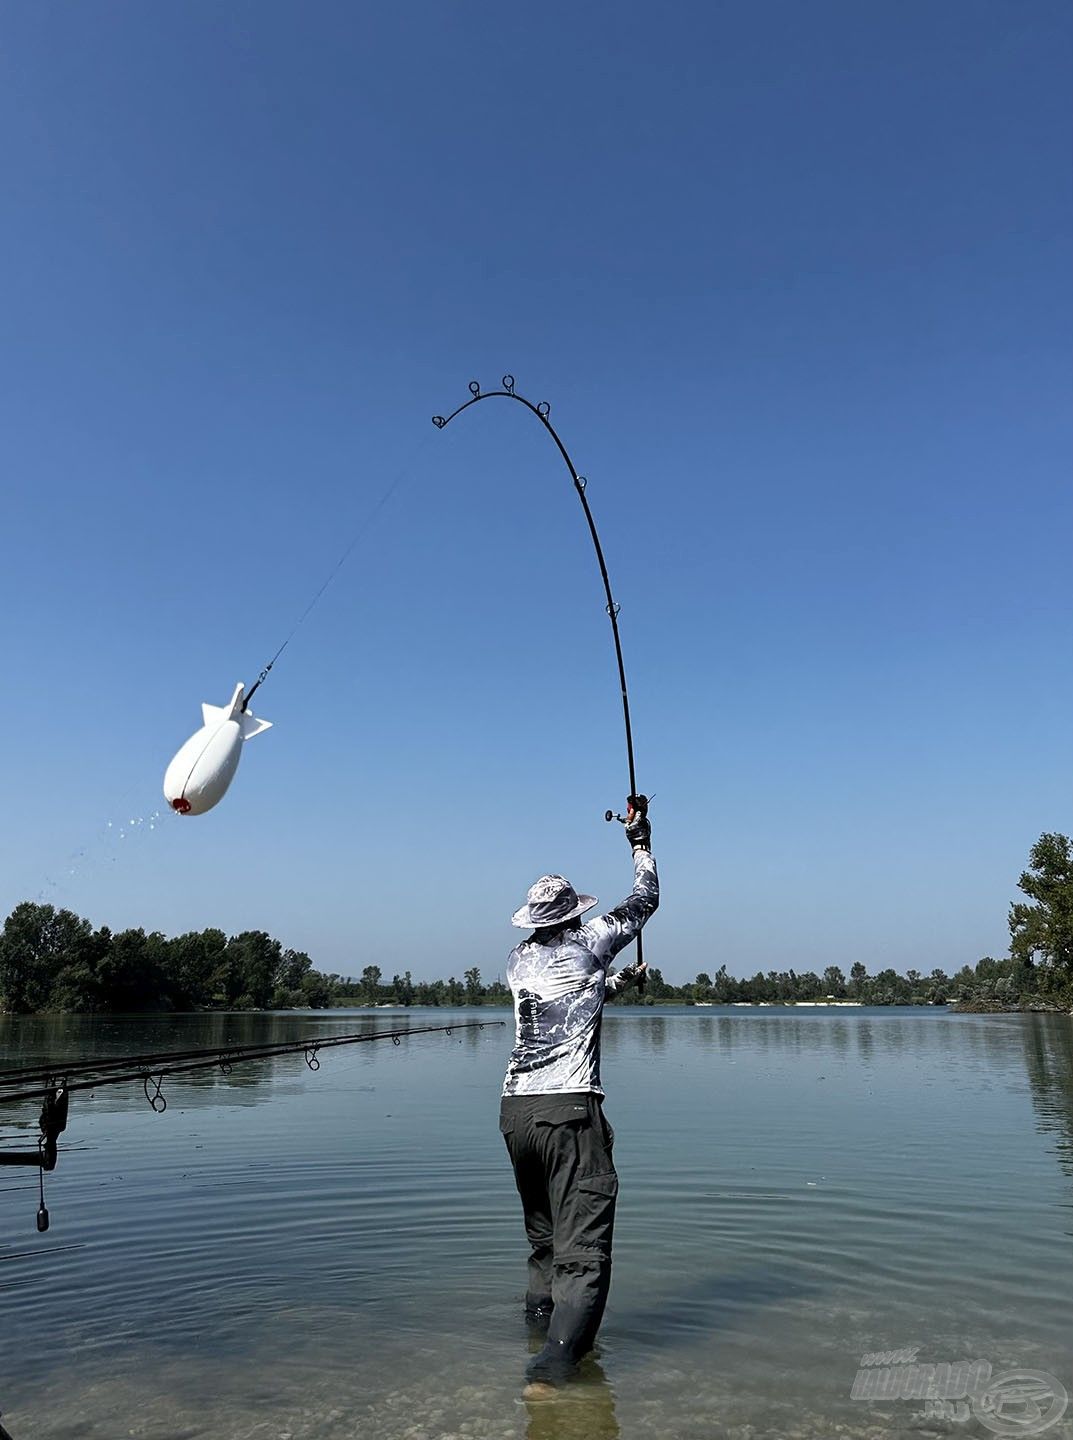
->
502;849;659;1096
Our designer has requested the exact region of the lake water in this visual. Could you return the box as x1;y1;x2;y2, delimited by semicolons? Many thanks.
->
1;1006;1071;1440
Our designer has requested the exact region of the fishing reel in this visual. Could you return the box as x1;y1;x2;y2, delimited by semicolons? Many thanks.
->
604;794;651;825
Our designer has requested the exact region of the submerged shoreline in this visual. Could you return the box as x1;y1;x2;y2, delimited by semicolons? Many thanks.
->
950;998;1073;1014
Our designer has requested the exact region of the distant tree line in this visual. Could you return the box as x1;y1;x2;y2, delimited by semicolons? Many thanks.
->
666;832;1070;1011
340;960;944;1007
0;903;342;1013
3;833;1069;1014
623;954;1054;1008
336;965;511;1008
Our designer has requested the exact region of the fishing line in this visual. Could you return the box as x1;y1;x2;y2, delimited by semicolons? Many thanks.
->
52;414;378;838
240;428;435;711
431;376;650;988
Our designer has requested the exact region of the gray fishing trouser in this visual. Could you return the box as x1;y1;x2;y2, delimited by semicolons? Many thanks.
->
499;1091;619;1381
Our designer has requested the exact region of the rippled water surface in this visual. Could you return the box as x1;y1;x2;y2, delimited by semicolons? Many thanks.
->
2;1006;1071;1440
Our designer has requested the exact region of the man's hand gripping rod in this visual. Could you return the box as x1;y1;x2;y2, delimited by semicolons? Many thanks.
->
604;794;652;994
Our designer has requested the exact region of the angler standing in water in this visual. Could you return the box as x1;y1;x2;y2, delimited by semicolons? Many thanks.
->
499;795;658;1397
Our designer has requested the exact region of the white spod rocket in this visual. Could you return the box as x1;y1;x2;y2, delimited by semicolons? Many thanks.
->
163;683;272;815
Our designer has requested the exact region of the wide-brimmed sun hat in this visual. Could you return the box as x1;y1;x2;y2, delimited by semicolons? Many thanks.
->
511;874;598;929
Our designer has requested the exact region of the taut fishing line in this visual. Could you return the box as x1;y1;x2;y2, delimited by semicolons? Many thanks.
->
36;426;432;873
161;427;436;814
240;427;436;713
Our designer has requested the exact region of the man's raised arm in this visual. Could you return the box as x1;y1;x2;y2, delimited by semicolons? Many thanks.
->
588;798;659;977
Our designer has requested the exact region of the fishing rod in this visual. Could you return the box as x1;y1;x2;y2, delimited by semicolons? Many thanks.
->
0;1020;502;1231
432;376;650;990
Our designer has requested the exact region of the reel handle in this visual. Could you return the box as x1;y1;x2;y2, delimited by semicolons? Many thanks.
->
604;793;651;825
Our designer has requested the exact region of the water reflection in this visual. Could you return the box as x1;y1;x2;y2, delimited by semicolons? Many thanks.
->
1021;1014;1073;1187
614;1260;820;1353
645;1016;667;1051
2;1007;1072;1440
856;1018;875;1060
524;1360;619;1440
0;1010;489;1133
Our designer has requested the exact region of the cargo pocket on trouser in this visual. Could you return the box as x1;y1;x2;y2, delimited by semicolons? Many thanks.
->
546;1172;620;1363
553;1168;619;1277
571;1170;619;1256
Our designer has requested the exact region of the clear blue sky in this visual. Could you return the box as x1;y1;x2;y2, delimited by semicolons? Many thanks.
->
2;2;1069;983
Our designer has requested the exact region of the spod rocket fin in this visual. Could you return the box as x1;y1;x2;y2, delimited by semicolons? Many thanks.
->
201;682;248;728
239;711;272;741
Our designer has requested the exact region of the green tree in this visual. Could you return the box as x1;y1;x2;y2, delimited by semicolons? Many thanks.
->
743;971;768;1001
0;903;94;1012
427;978;447;1006
224;931;283;1009
872;967;910;1005
168;928;228;1009
847;961;868;999
51;924;113;1011
927;967;950;1003
464;966;482;1003
822;965;846;998
360;964;383;1004
1009;834;1073;980
711;964;734;1002
94;927;164;1010
300;970;333;1008
645;965;670;999
280;948;313;991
